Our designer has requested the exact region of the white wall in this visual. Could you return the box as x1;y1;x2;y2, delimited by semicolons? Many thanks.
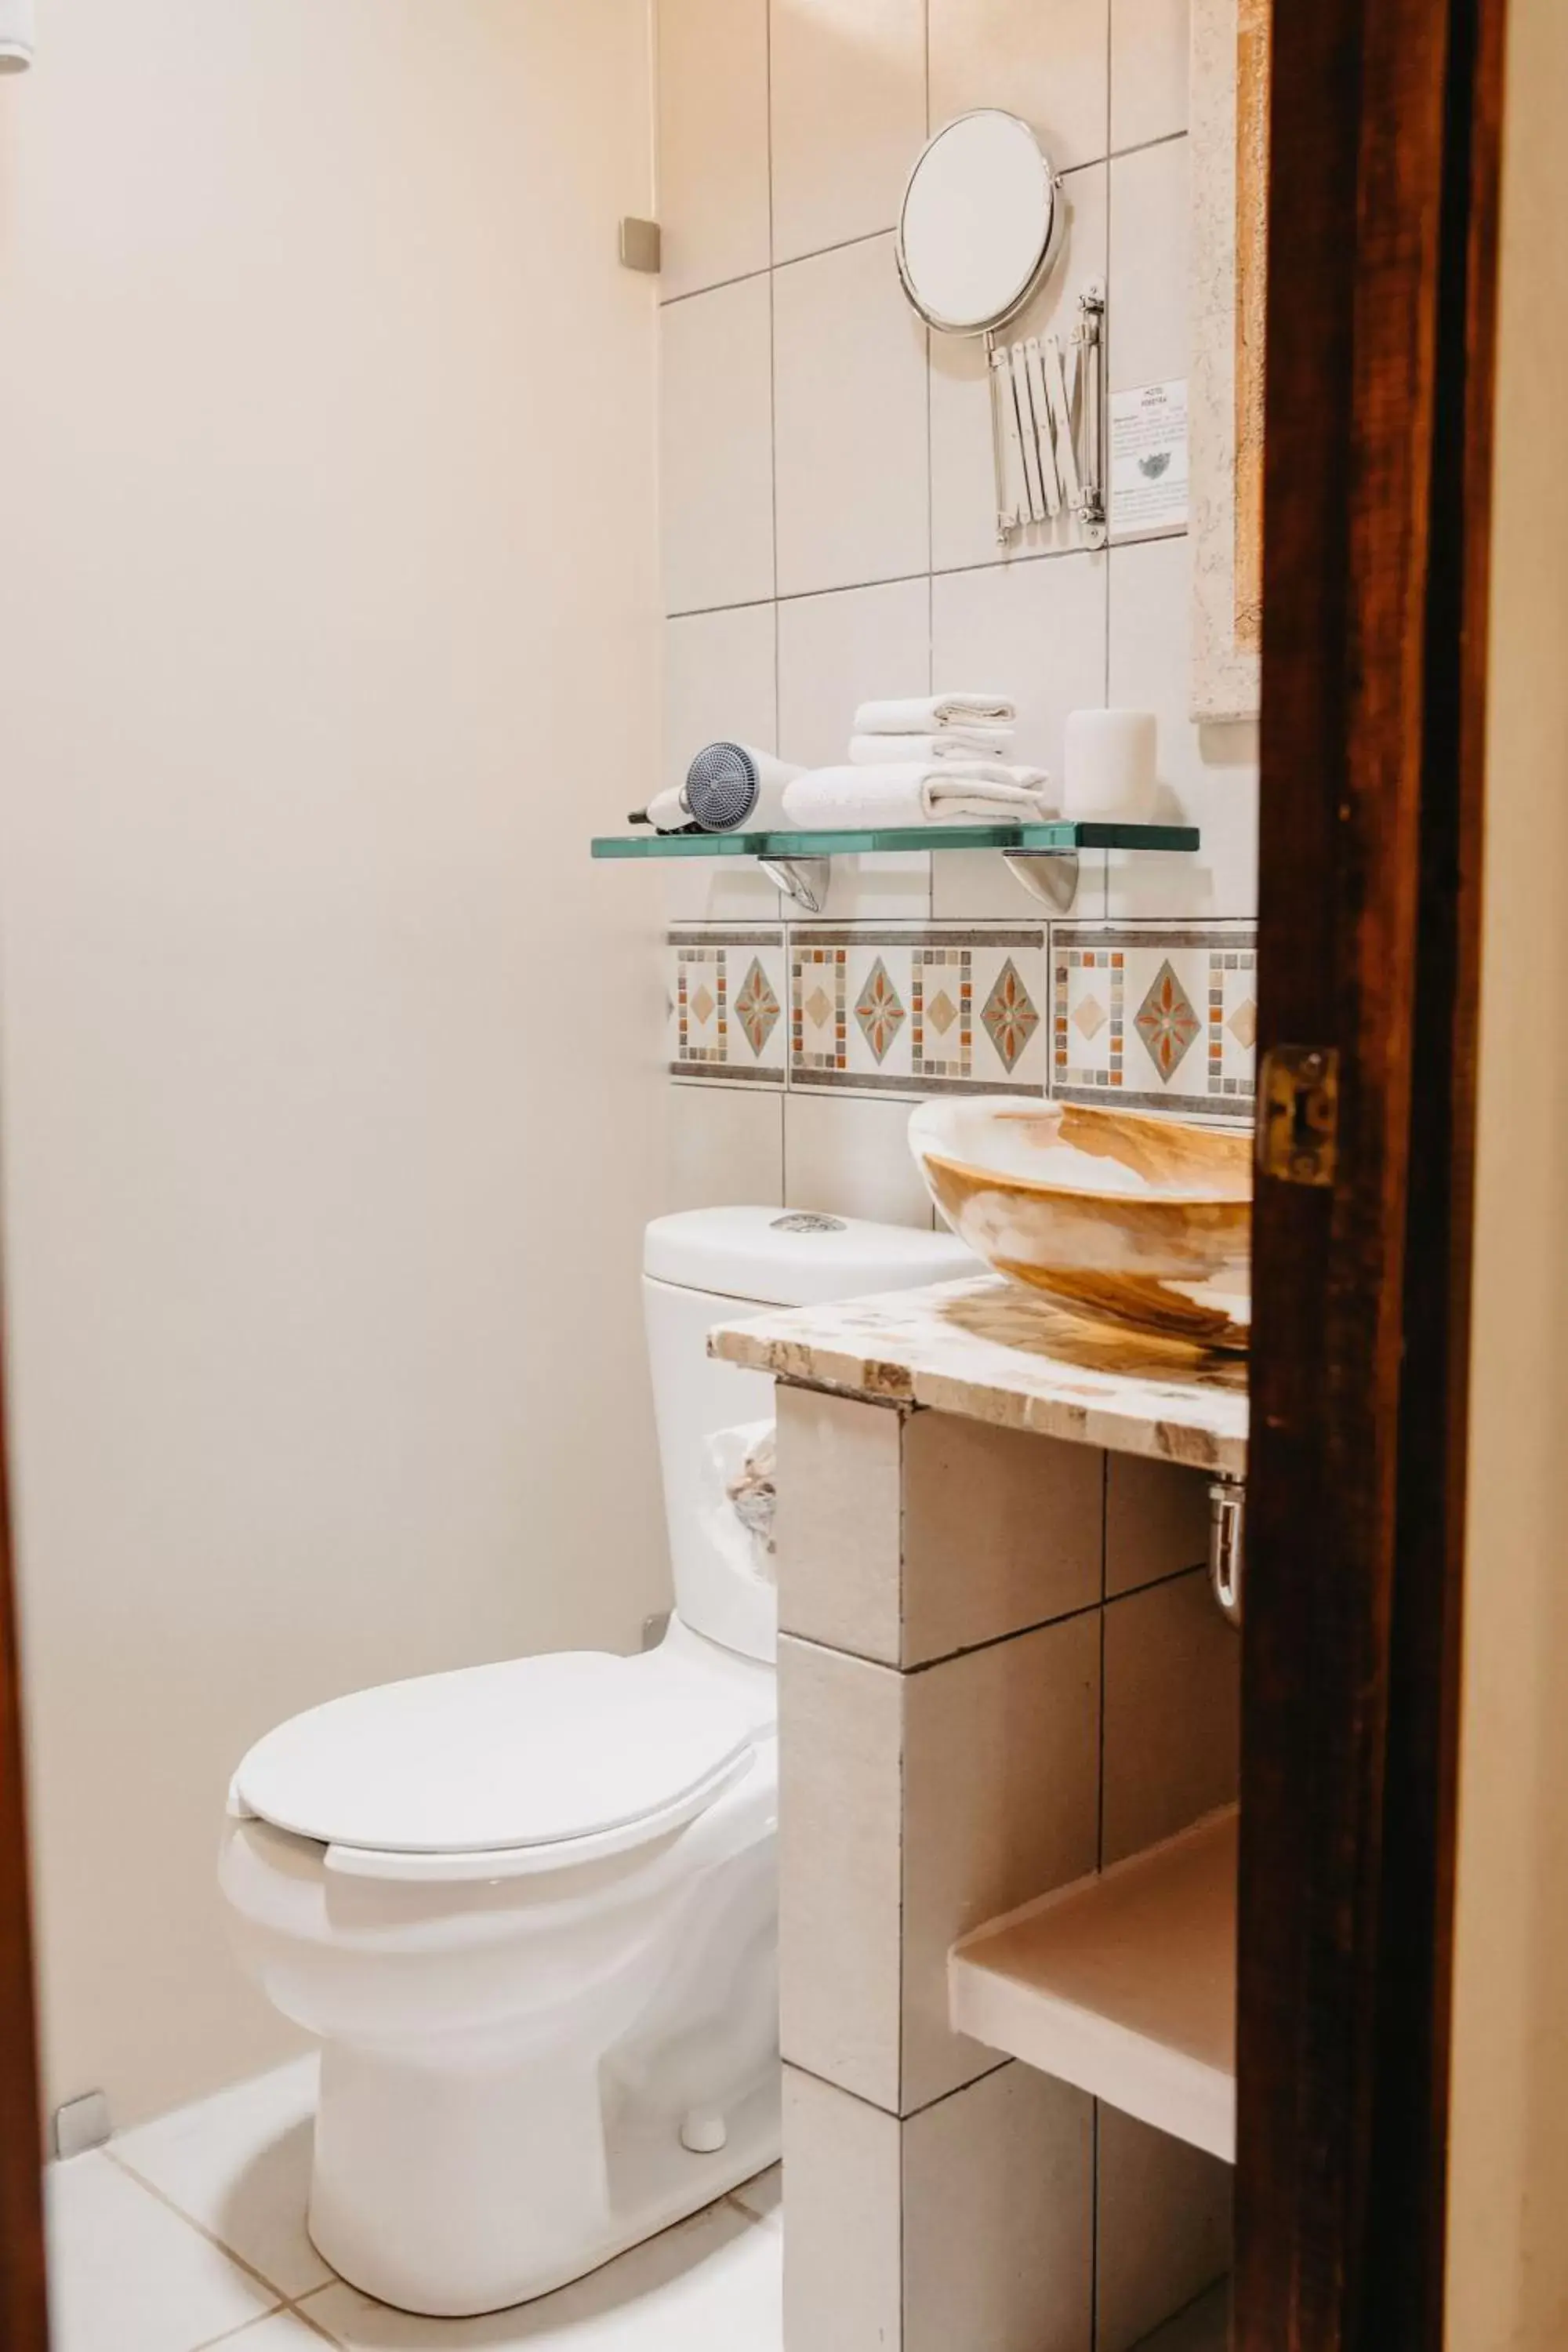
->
1446;0;1568;2339
0;0;668;2128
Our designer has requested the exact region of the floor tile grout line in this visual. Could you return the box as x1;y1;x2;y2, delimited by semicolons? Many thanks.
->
724;2185;782;2232
196;2304;341;2351
99;2143;300;2312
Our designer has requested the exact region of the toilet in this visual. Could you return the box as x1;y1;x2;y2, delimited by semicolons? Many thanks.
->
220;1206;975;2318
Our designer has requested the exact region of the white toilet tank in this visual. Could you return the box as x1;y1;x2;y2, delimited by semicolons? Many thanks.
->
643;1207;978;1664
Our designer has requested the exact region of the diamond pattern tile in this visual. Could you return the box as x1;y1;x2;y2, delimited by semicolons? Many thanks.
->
981;958;1041;1074
1134;959;1201;1083
735;957;782;1057
855;958;907;1065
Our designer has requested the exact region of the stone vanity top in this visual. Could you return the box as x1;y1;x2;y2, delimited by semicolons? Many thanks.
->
709;1276;1249;1478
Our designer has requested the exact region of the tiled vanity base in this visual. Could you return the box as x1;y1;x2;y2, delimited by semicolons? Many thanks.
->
765;1379;1241;2351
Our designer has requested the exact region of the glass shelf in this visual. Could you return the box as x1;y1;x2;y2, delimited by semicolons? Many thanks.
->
590;820;1200;861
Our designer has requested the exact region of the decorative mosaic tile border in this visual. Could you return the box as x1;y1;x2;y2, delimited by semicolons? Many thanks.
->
666;928;788;1085
1049;921;1258;1120
666;920;1258;1118
786;926;1049;1098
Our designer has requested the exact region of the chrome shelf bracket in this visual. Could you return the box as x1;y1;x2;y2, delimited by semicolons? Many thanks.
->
758;855;832;914
1002;848;1080;913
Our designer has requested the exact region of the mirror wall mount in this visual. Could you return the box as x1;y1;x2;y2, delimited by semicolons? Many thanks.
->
896;110;1105;552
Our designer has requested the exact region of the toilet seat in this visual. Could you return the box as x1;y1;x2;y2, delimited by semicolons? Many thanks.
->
230;1649;761;1881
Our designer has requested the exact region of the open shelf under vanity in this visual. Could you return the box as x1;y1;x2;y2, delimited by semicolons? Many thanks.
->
949;1806;1239;2166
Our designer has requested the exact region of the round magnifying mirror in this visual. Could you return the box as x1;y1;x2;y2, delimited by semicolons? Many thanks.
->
897;110;1061;338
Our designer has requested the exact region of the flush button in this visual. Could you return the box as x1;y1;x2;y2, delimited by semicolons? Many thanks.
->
771;1213;848;1236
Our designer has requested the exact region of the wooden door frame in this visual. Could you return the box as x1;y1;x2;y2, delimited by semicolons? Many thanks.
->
1240;0;1508;2344
0;1334;47;2350
0;3;1515;2344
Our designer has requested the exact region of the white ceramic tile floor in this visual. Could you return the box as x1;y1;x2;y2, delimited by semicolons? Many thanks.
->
47;2062;783;2352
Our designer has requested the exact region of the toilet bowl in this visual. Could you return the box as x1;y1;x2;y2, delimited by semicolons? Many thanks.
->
221;1207;975;2316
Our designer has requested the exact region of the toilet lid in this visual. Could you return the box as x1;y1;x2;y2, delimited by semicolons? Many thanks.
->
231;1651;760;1857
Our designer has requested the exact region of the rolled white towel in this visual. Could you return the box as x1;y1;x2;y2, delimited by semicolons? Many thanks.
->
850;728;1014;766
782;764;1055;829
855;693;1017;735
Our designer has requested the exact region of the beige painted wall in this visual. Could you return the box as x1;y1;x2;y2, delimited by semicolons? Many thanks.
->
0;0;667;2129
1446;0;1568;2339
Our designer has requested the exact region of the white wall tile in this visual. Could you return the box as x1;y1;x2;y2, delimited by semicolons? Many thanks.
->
1106;534;1259;918
932;551;1109;775
1109;136;1192;394
1097;2104;1232;2352
662;605;783;920
658;0;772;299
1105;1450;1211;1599
662;276;775;615
930;165;1109;579
782;2067;902;2351
776;573;934;919
774;238;931;599
779;1635;906;2107
930;0;1111;171
771;0;927;263
776;1386;906;1661
931;845;1062;922
905;2064;1095;2352
902;1610;1102;2107
808;852;936;924
1112;0;1191;151
778;576;931;767
666;606;779;786
785;1089;935;1228
1102;1569;1240;1867
665;1083;785;1213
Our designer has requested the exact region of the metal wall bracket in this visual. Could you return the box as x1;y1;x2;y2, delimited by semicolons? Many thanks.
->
759;856;831;914
990;282;1106;551
1002;849;1080;912
1073;282;1107;550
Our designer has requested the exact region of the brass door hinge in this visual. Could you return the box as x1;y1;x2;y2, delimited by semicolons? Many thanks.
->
1258;1046;1340;1186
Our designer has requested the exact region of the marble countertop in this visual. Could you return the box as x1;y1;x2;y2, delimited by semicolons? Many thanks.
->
709;1276;1248;1478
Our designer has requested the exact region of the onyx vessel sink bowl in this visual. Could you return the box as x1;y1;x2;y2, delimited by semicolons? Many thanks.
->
909;1098;1254;1352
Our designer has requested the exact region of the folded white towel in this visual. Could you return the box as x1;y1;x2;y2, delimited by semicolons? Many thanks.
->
782;764;1055;829
855;693;1017;735
850;728;1014;766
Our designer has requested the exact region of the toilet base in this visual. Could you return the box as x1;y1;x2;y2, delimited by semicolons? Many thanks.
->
307;2046;780;2320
